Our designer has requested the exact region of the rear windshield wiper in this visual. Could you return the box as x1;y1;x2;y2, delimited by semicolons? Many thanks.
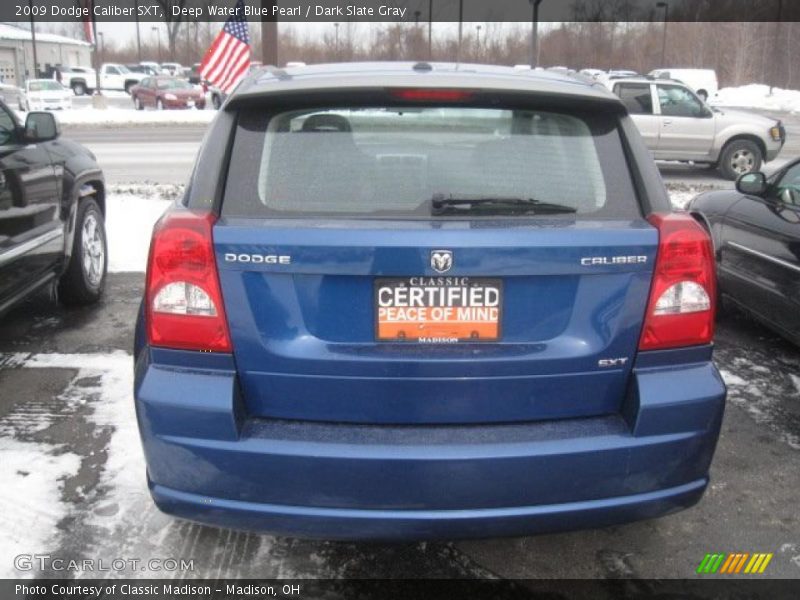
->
431;194;578;216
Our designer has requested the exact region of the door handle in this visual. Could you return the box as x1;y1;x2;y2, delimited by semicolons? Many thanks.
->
663;119;673;125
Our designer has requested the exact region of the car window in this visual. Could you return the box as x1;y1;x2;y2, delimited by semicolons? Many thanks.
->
106;67;120;75
0;105;16;145
156;79;192;89
223;106;640;220
657;84;705;117
615;84;653;115
775;163;800;206
28;81;63;92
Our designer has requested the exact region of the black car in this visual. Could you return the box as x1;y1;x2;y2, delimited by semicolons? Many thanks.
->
689;158;800;345
0;102;107;316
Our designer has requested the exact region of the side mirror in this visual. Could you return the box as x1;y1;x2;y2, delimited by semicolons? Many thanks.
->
736;172;767;197
24;111;61;143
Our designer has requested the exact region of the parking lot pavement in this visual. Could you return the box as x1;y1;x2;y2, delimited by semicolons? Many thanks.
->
0;274;798;580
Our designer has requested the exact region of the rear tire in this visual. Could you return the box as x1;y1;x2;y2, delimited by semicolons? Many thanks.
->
58;197;107;306
72;82;86;96
211;94;222;110
124;81;136;94
718;139;762;181
134;95;143;110
156;98;164;110
697;89;708;102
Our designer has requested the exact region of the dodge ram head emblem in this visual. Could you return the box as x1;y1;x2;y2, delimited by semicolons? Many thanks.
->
430;250;453;273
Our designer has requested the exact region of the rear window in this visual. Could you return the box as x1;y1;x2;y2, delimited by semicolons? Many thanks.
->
222;106;639;219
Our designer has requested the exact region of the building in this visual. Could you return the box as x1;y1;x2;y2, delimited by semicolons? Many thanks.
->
0;23;92;86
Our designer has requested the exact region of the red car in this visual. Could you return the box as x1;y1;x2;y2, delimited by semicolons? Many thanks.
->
131;76;205;110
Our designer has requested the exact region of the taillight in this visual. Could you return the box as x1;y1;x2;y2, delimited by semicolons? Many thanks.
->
389;88;474;102
639;213;716;351
145;210;231;352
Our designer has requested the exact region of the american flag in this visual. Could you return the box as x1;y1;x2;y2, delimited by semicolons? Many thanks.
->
199;0;251;94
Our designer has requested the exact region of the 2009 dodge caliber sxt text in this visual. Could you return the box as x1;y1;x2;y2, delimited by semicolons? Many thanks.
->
133;62;727;540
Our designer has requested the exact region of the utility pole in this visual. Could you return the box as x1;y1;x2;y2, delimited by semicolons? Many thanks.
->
261;0;278;66
91;1;104;105
529;0;544;69
134;0;142;61
456;0;463;65
656;1;669;66
428;0;433;60
772;0;783;92
28;0;38;78
152;26;162;63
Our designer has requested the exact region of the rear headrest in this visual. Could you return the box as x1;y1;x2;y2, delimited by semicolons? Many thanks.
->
301;114;352;133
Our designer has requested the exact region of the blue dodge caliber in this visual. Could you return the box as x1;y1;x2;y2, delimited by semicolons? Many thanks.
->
134;62;726;539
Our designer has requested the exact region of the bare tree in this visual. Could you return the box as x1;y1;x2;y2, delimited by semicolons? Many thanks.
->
154;0;188;60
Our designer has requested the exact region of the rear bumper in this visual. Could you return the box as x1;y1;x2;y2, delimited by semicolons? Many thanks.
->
134;346;726;540
150;479;707;541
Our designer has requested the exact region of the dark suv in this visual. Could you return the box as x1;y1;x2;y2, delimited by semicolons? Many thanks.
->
134;62;726;540
0;104;106;316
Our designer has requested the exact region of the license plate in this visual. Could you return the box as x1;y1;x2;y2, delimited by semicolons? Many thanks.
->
375;277;502;342
187;100;195;107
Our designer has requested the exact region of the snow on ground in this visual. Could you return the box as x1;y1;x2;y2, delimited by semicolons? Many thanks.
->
0;438;81;578
711;84;800;114
14;107;216;127
106;193;171;272
22;352;152;576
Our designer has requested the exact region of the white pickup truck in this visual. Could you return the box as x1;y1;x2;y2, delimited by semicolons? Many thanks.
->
58;63;147;95
58;65;97;96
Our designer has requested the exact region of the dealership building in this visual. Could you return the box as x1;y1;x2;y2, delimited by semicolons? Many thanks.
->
0;23;92;86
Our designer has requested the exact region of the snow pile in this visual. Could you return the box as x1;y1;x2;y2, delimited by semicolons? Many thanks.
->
666;182;722;210
15;107;217;127
105;193;171;272
710;84;800;114
107;182;185;200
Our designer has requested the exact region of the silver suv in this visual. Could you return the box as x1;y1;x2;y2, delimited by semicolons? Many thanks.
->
611;78;785;180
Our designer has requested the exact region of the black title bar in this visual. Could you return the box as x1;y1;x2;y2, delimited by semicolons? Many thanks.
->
5;0;800;23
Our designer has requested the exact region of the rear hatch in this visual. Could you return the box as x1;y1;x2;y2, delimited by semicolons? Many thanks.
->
215;96;657;424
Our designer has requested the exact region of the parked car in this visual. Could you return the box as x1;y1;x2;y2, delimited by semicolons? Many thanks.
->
607;69;639;79
57;65;97;96
649;68;719;101
205;83;225;109
187;63;227;109
130;76;205;110
0;105;106;316
160;62;184;77
126;64;160;77
187;62;202;85
25;79;72;111
0;81;27;111
134;62;725;540
610;77;785;179
103;63;148;93
689;159;800;345
579;68;605;80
